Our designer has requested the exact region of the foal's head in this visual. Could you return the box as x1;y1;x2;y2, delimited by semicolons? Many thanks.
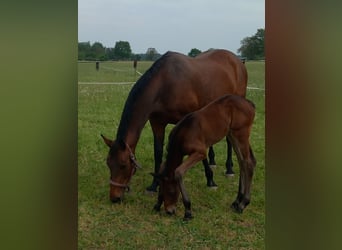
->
101;135;140;203
158;163;180;214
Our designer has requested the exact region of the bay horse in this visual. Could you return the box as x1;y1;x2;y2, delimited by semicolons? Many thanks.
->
153;95;256;220
101;49;247;203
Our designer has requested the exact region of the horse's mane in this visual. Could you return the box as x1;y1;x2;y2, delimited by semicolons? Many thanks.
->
115;52;172;141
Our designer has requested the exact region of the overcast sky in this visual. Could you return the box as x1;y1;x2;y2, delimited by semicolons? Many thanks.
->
78;0;264;55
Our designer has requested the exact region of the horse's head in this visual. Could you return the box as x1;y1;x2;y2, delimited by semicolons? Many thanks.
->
101;134;141;203
157;163;180;215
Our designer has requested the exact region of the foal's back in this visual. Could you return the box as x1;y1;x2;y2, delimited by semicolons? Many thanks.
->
170;95;255;151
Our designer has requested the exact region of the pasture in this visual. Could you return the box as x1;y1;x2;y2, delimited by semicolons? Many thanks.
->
78;60;265;249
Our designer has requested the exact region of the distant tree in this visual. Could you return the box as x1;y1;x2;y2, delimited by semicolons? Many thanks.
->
188;48;202;57
145;48;159;61
135;53;146;60
78;42;92;60
92;42;106;60
105;47;115;60
113;41;132;60
237;28;264;60
132;54;141;61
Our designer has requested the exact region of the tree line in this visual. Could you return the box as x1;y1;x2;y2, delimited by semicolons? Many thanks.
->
78;28;264;61
78;41;158;61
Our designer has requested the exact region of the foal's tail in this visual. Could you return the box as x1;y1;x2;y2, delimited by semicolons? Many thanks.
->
246;99;256;109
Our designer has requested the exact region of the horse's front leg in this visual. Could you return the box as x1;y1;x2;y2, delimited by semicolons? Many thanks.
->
175;151;206;220
147;120;166;192
153;187;164;212
208;146;216;167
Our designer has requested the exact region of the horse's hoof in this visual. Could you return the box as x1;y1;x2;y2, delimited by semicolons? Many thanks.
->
153;204;161;212
225;171;235;177
207;181;218;188
145;190;157;196
209;186;218;190
146;184;158;193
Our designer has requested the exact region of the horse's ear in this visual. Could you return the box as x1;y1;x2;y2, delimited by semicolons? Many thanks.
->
101;134;113;148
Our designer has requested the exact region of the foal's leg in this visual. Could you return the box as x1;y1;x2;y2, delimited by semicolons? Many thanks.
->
225;136;235;176
174;151;206;220
148;120;166;192
202;158;217;188
229;132;256;213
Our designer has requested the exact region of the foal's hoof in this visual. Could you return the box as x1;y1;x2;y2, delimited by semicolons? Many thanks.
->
231;202;244;214
183;211;193;221
153;204;161;212
166;210;176;216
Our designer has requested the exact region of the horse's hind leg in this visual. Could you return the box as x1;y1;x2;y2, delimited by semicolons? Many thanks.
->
225;136;235;177
208;146;216;167
202;158;217;188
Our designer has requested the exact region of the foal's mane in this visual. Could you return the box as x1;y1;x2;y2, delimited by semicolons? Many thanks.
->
115;52;172;141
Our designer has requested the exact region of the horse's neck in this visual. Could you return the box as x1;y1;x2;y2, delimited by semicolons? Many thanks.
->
117;87;156;150
124;112;150;150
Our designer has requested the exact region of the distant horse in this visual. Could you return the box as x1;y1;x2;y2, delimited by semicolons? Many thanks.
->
153;95;256;220
101;49;247;203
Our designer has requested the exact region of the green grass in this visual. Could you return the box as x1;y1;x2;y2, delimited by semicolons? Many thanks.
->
78;61;265;249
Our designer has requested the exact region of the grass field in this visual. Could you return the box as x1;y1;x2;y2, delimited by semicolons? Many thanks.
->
78;60;265;249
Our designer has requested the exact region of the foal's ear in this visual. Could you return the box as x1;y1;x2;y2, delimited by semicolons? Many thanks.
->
101;134;113;148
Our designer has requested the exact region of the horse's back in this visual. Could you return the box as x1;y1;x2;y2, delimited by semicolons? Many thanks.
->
158;49;246;86
149;50;248;123
195;50;248;96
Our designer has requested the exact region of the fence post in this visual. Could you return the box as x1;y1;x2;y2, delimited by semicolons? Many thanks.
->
133;59;137;78
96;61;99;71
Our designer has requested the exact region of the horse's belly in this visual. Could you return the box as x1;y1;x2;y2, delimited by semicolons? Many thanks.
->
150;110;186;125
